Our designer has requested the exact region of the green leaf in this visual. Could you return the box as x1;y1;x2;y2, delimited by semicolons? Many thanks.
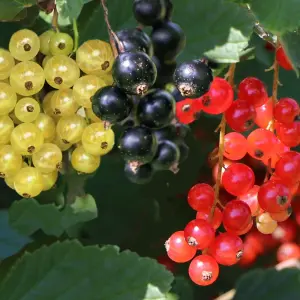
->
0;0;35;21
0;240;173;300
280;29;300;77
56;0;93;20
234;268;300;299
204;28;253;63
77;0;135;44
250;0;300;33
9;195;97;237
172;0;254;62
0;210;30;259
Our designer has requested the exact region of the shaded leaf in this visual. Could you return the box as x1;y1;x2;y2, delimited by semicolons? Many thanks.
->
9;195;97;237
0;240;173;300
234;268;300;299
0;0;35;21
56;0;93;20
172;0;254;62
250;0;300;33
0;210;31;260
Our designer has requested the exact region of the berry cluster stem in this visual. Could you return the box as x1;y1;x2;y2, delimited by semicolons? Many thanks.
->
51;5;59;32
272;42;280;105
72;18;79;54
210;63;236;219
100;0;124;57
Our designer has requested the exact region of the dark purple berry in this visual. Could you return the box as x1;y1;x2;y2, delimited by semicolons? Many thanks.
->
124;163;154;184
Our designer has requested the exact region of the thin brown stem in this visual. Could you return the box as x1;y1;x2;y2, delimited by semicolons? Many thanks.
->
209;64;236;220
51;5;59;32
100;0;124;57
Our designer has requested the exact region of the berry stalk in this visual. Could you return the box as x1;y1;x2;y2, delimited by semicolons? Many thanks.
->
100;0;124;57
72;18;79;54
210;63;236;219
51;5;59;32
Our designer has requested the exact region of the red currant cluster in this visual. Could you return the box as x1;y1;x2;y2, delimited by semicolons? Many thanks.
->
166;57;300;285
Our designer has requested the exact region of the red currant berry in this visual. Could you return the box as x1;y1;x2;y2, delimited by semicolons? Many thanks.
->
212;159;233;185
196;206;223;230
165;231;197;263
239;240;257;267
258;180;291;213
270;206;292;222
209;233;244;266
272;219;297;243
261;138;290;168
244;230;265;254
292;200;300;226
274;98;299;124
224;132;247;160
231;219;253;235
200;77;233;115
276;121;300;147
276;46;293;71
237;185;261;216
275;151;300;185
225;99;256;132
277;243;300;262
187;183;214;211
254;97;273;129
238;77;268;107
223;200;252;233
247;128;277;160
188;254;219;286
184;219;215;249
222;163;255;196
176;98;196;124
157;255;176;273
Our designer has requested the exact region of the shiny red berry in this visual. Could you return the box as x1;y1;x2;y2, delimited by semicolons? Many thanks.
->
274;98;299;124
225;99;256;132
275;151;300;185
165;231;197;263
258;180;291;213
270;206;292;222
209;233;244;266
187;183;215;211
196;206;223;230
223;200;252;233
239;240;257;267
277;243;300;262
238;77;268;107
224;132;247;160
247;128;277;160
276;121;300;147
200;77;233;115
254;97;273;128
272;219;297;243
188;254;219;286
176;98;196;124
237;185;261;216
184;219;215;249
276;46;293;71
222;163;255;196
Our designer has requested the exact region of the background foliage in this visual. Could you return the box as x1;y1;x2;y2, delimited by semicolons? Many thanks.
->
0;0;300;299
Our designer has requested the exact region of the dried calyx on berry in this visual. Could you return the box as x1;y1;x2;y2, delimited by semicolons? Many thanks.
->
124;162;154;184
174;59;213;98
112;51;157;95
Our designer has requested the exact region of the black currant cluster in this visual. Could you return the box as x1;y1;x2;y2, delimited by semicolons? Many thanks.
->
92;0;212;184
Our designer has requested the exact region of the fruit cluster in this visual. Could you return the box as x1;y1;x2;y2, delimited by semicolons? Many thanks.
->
166;64;300;285
0;28;116;198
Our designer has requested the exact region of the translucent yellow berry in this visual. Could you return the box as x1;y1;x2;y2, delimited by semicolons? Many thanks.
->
71;146;100;174
0;115;14;145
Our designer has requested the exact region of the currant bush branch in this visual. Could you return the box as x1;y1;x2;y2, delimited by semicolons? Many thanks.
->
209;63;236;220
100;0;124;57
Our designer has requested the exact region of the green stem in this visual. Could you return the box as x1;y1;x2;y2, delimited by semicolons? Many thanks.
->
72;18;79;54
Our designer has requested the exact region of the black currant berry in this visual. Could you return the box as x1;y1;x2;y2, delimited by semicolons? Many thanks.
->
174;60;213;98
169;86;185;102
152;56;176;88
165;0;173;20
112;51;157;95
119;126;158;164
153;125;178;143
175;123;190;139
177;141;189;163
116;28;153;57
136;89;176;128
124;163;154;184
152;140;180;171
133;0;167;26
151;21;186;62
92;86;133;124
